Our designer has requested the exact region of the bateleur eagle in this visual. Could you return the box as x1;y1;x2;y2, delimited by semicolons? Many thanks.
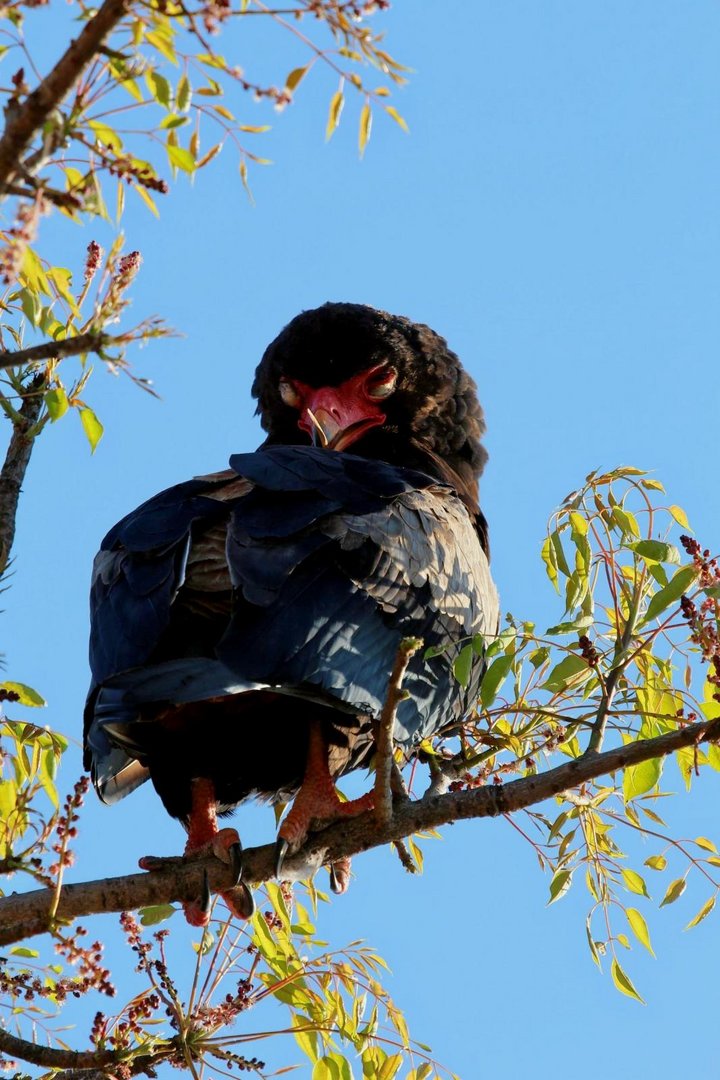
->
84;302;500;924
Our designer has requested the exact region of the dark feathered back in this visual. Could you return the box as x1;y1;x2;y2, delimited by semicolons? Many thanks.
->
252;303;488;499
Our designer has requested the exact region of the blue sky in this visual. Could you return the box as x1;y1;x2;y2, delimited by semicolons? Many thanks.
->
4;1;720;1076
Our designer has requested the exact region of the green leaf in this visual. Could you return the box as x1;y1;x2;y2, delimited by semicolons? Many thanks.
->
452;643;474;689
545;616;593;635
541;536;559;591
611;958;645;1004
479;652;513;707
547;868;573;905
45;387;69;421
378;1054;403;1080
166;143;196;173
626;908;655;956
542;654;592;694
292;1016;318;1063
87;119;123;151
79;407;104;453
660;877;686;907
623;756;663;802
176;73;191;111
139;904;176;926
621;868;649;898
10;946;39;958
639;565;699;627
684;894;716;930
627;540;681;565
0;681;46;707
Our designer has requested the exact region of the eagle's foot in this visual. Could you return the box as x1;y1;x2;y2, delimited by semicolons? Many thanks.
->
274;786;374;877
181;780;254;925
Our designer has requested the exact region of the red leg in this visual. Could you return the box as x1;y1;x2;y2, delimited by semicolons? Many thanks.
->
181;779;253;926
276;721;374;877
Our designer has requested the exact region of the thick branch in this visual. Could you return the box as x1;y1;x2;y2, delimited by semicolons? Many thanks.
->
1;714;718;946
0;373;45;575
0;330;110;371
0;1027;116;1070
0;0;129;188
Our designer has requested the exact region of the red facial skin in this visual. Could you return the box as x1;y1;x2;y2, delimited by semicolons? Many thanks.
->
287;365;393;452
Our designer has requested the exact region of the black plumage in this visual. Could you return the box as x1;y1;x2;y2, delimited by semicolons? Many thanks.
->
84;302;499;912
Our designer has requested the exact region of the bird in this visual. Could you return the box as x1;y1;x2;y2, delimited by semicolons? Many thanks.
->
84;302;500;925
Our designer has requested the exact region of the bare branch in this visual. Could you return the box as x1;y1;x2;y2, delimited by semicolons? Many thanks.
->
0;372;45;575
374;637;422;827
0;330;110;371
2;713;718;948
0;0;130;190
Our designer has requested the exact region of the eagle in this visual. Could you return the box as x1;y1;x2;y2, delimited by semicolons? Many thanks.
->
84;303;500;924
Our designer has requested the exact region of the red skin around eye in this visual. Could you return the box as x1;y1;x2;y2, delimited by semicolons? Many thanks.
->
290;367;388;451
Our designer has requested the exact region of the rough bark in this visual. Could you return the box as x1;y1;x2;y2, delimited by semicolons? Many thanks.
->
0;374;45;576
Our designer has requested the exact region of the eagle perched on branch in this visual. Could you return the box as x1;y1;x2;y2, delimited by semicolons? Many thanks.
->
84;303;500;924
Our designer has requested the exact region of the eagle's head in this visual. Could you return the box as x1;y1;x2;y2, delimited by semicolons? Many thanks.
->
252;302;488;499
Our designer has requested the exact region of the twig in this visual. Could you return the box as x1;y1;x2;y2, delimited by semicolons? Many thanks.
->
0;329;110;371
374;637;422;827
2;712;719;947
0;0;130;190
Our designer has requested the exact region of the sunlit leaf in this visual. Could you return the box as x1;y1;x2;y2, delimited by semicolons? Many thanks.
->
639;565;699;627
611;958;645;1004
621;868;649;898
547;868;573;905
139;904;176;926
684;894;716;930
79;407;104;453
626;908;654;956
660;877;686;907
0;682;46;707
623;757;663;802
326;89;344;140
45;387;69;421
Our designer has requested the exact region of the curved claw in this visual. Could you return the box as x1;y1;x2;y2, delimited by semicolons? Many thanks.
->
329;857;351;895
274;837;289;879
227;841;243;887
222;882;256;920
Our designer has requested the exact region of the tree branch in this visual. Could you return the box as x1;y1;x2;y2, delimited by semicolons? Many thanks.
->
0;0;129;189
374;637;421;827
2;713;718;947
0;330;111;371
0;1027;117;1070
0;372;45;576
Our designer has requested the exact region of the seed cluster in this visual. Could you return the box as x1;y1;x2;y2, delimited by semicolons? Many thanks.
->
678;536;720;703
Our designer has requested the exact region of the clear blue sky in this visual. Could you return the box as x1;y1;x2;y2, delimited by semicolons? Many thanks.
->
4;2;720;1077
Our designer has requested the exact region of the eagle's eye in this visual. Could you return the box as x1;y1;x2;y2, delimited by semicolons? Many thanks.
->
365;365;398;401
279;379;301;408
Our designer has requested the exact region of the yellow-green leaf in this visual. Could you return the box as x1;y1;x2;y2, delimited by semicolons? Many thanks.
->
644;854;667;871
623;757;663;802
621;868;649;898
626;907;654;956
660;877;686;907
684;894;716;930
45;387;69;421
326;89;344;140
79;407;104;453
669;504;690;529
384;105;408;132
0;681;46;707
358;102;372;156
639;565;699;627
166;143;195;173
611;958;645;1004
